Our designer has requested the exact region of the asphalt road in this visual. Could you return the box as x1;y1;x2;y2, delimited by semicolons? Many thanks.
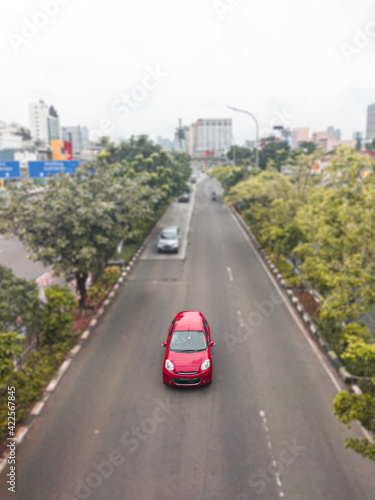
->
1;175;374;500
0;234;50;281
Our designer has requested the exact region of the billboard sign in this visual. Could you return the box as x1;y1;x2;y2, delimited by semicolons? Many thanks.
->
0;161;21;179
64;141;73;160
28;161;80;178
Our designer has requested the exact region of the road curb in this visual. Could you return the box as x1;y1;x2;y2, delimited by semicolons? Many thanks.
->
229;206;360;390
0;200;177;476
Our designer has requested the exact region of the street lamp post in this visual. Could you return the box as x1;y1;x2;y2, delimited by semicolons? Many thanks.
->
228;106;259;171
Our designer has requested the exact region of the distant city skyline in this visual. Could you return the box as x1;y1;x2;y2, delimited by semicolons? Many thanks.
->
1;102;372;146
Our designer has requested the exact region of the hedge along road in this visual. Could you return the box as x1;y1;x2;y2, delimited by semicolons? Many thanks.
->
0;177;374;500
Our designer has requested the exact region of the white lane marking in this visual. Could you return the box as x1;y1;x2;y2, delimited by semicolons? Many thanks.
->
227;266;234;282
229;208;374;443
259;410;285;498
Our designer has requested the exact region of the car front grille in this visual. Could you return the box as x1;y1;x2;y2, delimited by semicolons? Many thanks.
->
176;371;199;375
173;377;202;386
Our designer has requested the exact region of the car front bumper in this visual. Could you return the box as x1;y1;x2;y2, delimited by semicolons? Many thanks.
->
158;245;179;253
163;368;212;386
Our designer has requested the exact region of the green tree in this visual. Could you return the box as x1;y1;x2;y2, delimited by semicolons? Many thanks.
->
259;138;290;170
298;141;316;154
334;389;375;461
226;145;253;164
3;167;158;307
175;126;185;152
0;265;42;338
211;164;251;194
43;286;76;344
295;147;375;304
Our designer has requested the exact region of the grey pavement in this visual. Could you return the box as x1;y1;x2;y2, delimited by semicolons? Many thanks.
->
0;234;51;281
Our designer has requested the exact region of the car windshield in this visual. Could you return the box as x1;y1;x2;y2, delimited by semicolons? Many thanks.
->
169;330;207;352
161;230;177;239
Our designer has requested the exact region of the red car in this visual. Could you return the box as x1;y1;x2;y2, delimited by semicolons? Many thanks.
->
162;311;215;386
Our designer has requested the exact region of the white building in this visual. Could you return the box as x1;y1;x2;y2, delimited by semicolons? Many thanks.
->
29;100;61;144
189;118;232;158
0;131;23;150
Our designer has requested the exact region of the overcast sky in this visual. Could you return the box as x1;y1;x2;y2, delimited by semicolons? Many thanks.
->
1;0;375;145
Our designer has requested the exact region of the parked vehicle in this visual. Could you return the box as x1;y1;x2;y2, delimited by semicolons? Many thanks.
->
211;191;217;201
178;192;190;203
162;311;215;386
157;226;181;253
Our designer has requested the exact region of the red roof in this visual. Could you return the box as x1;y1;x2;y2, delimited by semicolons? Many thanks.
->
175;311;204;331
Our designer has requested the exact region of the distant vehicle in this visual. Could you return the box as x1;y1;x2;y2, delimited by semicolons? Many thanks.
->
211;191;217;201
162;311;215;386
178;192;190;203
157;226;181;253
190;176;197;183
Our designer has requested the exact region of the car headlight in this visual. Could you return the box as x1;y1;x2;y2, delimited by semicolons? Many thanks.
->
201;359;210;371
165;359;174;371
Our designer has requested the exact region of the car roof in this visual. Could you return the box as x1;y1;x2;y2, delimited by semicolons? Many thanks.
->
174;311;204;331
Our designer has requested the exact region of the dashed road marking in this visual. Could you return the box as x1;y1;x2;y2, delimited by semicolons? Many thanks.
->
227;266;234;282
259;410;285;498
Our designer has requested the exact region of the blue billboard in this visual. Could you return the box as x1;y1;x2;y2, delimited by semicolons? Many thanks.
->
0;161;20;179
28;161;80;178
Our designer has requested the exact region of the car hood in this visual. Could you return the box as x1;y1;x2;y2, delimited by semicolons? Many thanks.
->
168;350;208;372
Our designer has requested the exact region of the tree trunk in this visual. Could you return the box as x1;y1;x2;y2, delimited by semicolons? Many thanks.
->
76;272;88;309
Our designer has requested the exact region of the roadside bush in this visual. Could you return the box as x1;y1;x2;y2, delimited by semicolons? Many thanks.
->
101;266;122;286
87;266;121;310
0;332;23;386
265;251;301;288
43;286;76;345
0;336;76;443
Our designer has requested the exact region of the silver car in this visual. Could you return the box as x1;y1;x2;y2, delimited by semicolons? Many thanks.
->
157;226;181;253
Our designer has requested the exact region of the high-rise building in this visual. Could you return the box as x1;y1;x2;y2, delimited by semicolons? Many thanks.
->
327;126;341;141
366;103;375;140
291;127;310;149
62;126;89;158
29;100;61;144
312;131;355;153
190;118;232;158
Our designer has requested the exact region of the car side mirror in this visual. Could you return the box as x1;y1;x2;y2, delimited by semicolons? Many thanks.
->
209;341;215;347
162;342;167;347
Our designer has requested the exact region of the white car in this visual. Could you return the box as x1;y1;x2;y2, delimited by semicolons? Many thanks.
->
157;226;181;253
